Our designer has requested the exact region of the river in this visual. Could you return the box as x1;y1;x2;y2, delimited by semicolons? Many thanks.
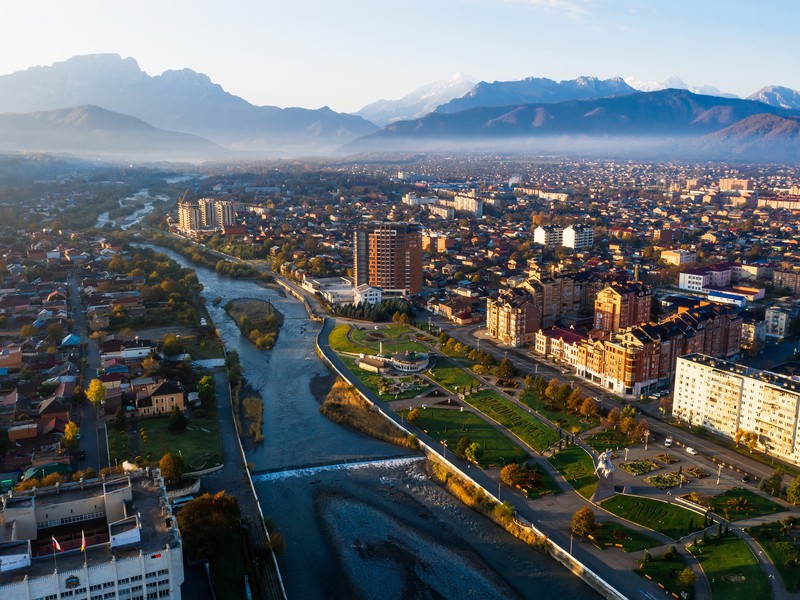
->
147;244;597;600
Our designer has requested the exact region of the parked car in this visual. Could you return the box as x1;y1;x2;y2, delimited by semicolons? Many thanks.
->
686;447;697;455
741;475;751;483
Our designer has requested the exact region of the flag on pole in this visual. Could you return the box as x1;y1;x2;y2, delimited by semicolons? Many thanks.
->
51;536;62;552
81;530;86;552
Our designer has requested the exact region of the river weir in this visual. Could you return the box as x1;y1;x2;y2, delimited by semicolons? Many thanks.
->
144;244;596;600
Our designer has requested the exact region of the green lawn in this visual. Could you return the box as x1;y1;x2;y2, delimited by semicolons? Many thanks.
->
600;494;701;540
106;426;129;465
689;534;769;600
465;390;559;453
349;323;430;354
519;389;599;434
428;357;480;392
635;553;692;597
707;488;783;521
590;521;661;552
548;446;599;499
183;335;226;360
585;430;630;453
138;415;223;470
329;324;374;354
402;407;527;468
751;522;800;592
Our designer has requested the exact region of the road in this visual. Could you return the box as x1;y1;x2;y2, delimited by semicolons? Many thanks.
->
68;271;107;472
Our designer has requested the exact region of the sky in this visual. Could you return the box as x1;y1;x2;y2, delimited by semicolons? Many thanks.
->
2;0;798;113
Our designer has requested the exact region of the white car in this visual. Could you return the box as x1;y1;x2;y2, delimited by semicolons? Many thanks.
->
664;437;673;447
685;447;697;455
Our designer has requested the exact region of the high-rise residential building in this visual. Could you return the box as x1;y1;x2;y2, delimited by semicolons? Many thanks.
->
215;200;236;227
594;282;652;333
719;178;754;191
177;200;201;233
562;225;594;250
0;473;184;599
198;197;217;227
354;222;422;295
486;288;540;347
533;225;563;247
673;354;800;466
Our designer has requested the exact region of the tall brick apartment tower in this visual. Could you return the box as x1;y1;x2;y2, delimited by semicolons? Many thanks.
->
354;222;422;295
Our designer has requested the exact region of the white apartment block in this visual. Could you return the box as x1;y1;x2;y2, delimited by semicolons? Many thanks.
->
533;225;563;247
562;225;594;250
402;193;437;206
673;354;800;466
661;249;697;266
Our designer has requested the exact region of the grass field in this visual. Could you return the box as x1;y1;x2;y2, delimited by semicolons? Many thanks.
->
329;324;376;354
402;407;527;468
750;522;800;592
465;390;560;453
689;534;769;600
138;415;223;469
329;323;429;355
600;494;700;540
428;357;480;392
590;521;661;552
520;389;599;434
707;487;783;521
634;552;691;597
548;446;598;499
106;427;129;465
585;430;630;452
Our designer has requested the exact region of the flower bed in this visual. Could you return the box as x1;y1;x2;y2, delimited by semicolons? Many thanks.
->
645;471;689;489
685;466;709;479
655;453;679;464
620;458;661;476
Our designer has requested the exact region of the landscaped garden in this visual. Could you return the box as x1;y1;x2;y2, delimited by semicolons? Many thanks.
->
747;519;800;592
600;494;701;540
520;388;598;434
329;323;429;355
427;357;481;393
635;548;694;598
620;458;661;476
704;488;783;521
645;471;689;489
402;407;527;468
548;445;598;499
589;521;661;552
685;466;709;479
655;453;680;465
585;430;629;452
689;533;769;600
339;356;428;401
465;390;560;453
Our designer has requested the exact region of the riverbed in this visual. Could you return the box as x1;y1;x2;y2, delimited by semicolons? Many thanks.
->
146;244;597;600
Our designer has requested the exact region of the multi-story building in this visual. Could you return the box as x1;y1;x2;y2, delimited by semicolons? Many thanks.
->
0;473;184;599
678;263;737;292
593;282;652;333
533;326;585;365
673;354;800;466
773;269;800;294
177;200;201;233
197;197;217;228
214;200;236;228
533;225;563;247
439;192;483;217
575;303;742;398
402;193;437;206
486;288;540;347
354;222;422;296
741;312;766;355
765;306;795;340
660;249;697;266
562;225;594;250
719;178;754;191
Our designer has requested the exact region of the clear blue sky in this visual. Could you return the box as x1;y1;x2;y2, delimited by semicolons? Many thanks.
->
2;0;797;113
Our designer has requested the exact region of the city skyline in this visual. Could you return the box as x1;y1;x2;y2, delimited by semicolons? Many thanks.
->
3;0;798;113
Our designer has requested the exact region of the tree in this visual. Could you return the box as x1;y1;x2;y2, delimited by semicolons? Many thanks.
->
46;322;65;343
86;379;106;410
761;467;785;497
733;429;745;447
63;421;80;450
567;389;584;413
676;567;698;588
571;506;596;536
464;442;483;463
161;334;184;357
142;355;160;375
606;408;621;428
177;492;241;561
19;324;38;338
406;407;421;424
159;452;185;482
579;397;597;421
496;358;517;378
168;406;189;433
742;430;759;452
545;379;561;402
456;436;472;458
786;475;800;506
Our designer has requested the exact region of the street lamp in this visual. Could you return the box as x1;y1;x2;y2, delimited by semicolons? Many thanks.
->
644;430;650;451
441;440;448;459
625;447;629;462
717;463;722;485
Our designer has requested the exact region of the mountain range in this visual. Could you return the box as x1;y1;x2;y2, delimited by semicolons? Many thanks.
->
0;54;377;155
1;54;800;161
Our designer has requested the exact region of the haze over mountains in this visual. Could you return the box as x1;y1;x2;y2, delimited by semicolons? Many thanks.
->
0;54;799;161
